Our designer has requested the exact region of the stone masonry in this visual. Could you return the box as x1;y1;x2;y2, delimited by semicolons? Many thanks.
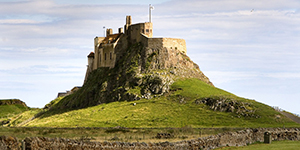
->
1;128;299;150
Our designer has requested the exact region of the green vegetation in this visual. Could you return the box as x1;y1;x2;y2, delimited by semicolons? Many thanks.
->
0;100;29;125
0;104;28;119
25;78;299;128
6;108;42;127
217;141;300;150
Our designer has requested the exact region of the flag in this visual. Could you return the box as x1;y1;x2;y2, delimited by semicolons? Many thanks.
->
150;4;154;10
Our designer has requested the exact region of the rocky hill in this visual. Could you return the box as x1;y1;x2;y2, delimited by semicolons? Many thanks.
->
0;99;27;107
50;42;212;110
25;41;300;128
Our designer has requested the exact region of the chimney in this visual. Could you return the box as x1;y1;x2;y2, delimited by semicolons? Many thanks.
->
126;16;132;25
118;27;123;33
106;28;113;36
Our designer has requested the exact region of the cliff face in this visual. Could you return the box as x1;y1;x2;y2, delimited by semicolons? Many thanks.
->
52;43;213;110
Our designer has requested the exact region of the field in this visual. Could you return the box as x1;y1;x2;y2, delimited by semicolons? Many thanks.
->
217;141;300;150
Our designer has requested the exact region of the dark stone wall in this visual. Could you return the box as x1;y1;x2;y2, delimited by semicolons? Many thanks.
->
1;128;299;150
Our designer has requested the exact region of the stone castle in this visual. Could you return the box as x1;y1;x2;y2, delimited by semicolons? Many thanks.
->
84;16;187;82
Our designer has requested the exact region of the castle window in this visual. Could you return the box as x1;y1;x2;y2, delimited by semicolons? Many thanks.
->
110;52;112;60
146;29;149;33
105;53;107;60
99;54;101;61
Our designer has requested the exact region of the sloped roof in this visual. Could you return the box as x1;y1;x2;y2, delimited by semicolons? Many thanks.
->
101;33;122;44
87;52;94;58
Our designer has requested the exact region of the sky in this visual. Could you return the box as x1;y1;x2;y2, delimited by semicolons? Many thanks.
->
0;0;299;115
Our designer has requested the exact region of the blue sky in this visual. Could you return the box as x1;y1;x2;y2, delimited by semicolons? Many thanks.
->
0;0;299;115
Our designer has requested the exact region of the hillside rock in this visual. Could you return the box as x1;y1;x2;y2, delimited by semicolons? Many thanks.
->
195;96;260;118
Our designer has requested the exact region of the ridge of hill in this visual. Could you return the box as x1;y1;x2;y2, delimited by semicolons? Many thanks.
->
0;99;27;107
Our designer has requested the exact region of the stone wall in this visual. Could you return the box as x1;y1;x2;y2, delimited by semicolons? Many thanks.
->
1;128;299;150
162;38;186;54
0;136;20;150
144;37;186;54
146;37;163;48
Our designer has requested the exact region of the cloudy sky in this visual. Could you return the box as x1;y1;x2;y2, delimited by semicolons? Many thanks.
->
1;0;299;115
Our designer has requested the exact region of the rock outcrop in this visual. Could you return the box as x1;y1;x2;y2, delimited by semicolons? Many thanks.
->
195;96;260;118
53;43;213;110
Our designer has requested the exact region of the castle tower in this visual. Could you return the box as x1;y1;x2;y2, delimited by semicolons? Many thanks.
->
84;52;95;83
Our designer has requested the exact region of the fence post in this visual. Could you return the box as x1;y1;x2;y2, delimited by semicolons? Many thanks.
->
22;140;26;150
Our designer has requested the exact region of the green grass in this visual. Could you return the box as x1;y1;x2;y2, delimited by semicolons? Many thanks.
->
217;141;300;150
171;78;236;99
0;104;28;121
25;78;299;128
7;108;42;127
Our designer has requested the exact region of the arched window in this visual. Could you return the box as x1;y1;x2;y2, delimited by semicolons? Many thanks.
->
110;52;112;60
105;53;107;60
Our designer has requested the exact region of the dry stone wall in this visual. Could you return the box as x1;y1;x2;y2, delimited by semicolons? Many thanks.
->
1;128;300;150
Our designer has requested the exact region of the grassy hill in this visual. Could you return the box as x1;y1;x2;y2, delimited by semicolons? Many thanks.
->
0;99;29;125
25;78;299;128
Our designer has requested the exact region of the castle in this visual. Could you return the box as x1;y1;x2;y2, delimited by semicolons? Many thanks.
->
84;16;187;82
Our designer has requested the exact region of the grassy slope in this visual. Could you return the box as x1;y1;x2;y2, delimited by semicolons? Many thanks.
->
0;104;28;121
7;108;42;126
216;141;300;150
25;78;299;128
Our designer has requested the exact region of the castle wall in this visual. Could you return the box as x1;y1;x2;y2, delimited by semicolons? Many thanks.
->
99;44;116;68
162;38;186;54
147;37;163;48
145;37;186;54
128;22;153;43
93;37;105;70
114;35;128;64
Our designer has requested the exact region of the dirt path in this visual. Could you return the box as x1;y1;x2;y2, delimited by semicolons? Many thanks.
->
279;111;300;124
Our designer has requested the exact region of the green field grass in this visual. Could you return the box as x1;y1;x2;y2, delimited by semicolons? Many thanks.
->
24;78;299;128
217;141;300;150
0;104;28;123
6;108;42;127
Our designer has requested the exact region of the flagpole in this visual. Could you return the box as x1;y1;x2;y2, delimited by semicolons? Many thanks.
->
149;4;151;22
